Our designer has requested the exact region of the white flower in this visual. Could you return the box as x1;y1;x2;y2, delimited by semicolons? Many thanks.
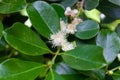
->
50;7;82;50
73;9;78;14
66;24;77;34
64;7;72;16
72;18;82;25
70;9;78;17
66;7;71;12
66;18;82;34
60;20;67;33
64;7;78;17
61;42;74;51
50;31;66;46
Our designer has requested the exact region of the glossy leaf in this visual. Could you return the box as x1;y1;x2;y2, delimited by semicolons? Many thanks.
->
116;25;120;37
60;0;78;8
85;77;95;80
0;21;3;38
0;39;5;51
45;70;64;80
81;69;105;80
113;71;120;80
55;62;85;80
62;45;106;70
96;29;120;63
84;0;99;10
91;69;105;80
62;74;85;80
3;22;50;56
46;0;61;2
75;20;99;39
76;38;96;46
101;19;120;31
19;54;44;63
0;0;26;14
27;1;60;39
98;0;120;19
55;62;77;75
52;4;66;21
109;0;120;6
0;58;46;80
84;9;101;23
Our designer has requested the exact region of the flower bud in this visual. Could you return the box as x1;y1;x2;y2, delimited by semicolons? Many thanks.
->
118;67;120;70
118;54;120;61
108;70;113;75
64;7;72;16
73;9;78;14
66;7;71;12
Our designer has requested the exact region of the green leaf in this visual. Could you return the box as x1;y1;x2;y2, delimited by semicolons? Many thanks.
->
27;1;60;39
113;71;120;80
84;9;101;23
81;69;105;80
52;4;66;21
98;0;120;19
0;0;26;14
91;69;105;80
76;38;96;46
116;25;120;37
60;0;78;8
62;74;85;80
19;54;44;63
0;58;46;80
55;62;85;80
55;62;77;75
62;45;106;70
0;39;5;51
84;0;99;10
47;0;61;2
75;20;99;39
85;77;95;80
45;70;64;80
101;19;120;31
109;0;120;6
96;29;120;63
0;21;3;39
3;22;50;56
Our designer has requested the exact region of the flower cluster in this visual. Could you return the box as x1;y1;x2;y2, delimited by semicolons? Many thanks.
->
50;7;82;51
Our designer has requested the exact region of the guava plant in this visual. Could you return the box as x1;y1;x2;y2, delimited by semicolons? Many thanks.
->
0;0;120;80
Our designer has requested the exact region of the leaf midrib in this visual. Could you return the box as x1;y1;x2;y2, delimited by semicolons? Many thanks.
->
77;27;99;32
0;1;25;5
5;33;50;53
33;2;53;35
62;53;104;65
5;65;45;78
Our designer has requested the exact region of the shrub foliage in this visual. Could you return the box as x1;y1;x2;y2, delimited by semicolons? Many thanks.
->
0;0;120;80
